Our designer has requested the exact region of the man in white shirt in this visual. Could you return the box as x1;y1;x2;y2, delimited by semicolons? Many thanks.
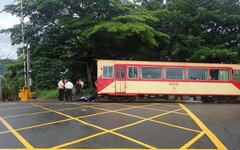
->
79;80;84;95
58;80;64;101
65;80;74;101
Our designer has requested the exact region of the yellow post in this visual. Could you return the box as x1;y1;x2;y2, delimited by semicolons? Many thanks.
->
19;87;31;101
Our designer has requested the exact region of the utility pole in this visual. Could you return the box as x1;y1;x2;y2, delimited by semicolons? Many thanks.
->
19;0;31;101
0;76;2;101
20;0;28;87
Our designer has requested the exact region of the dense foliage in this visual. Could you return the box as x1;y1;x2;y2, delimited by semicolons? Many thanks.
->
0;0;239;92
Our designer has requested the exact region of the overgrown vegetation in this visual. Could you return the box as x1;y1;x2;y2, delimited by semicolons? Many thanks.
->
35;89;58;100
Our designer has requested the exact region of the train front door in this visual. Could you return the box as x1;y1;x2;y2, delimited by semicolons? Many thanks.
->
115;65;126;93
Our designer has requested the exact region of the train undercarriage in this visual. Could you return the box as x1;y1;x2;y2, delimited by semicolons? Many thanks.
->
98;94;240;103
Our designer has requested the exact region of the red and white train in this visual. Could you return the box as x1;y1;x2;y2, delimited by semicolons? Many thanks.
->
96;59;240;102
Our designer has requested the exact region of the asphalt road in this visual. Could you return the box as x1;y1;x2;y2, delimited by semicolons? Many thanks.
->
0;101;239;150
184;103;240;150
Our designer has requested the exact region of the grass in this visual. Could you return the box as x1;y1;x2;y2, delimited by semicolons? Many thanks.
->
35;88;95;100
35;89;58;100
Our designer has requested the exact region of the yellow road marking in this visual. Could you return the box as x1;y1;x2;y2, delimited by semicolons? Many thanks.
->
0;111;109;135
141;107;188;116
0;105;35;111
0;148;216;150
179;104;227;150
51;131;107;149
31;103;157;149
52;107;183;149
150;120;201;133
0;103;19;106
157;103;182;108
112;108;184;131
0;105;129;135
0;117;34;149
86;104;200;133
3;106;87;119
0;102;223;150
16;118;71;131
180;131;205;149
0;148;219;150
3;110;50;119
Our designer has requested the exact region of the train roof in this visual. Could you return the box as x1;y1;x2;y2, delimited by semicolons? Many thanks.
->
97;59;240;69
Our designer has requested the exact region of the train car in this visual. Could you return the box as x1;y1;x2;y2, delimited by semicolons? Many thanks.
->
96;59;240;102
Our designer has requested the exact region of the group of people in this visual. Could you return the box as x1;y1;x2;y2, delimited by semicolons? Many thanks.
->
58;79;84;101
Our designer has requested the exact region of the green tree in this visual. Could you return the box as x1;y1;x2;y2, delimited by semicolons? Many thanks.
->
166;0;240;62
0;58;24;100
137;0;240;62
1;0;170;89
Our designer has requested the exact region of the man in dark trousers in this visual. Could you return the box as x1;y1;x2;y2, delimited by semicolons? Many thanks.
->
64;80;74;101
75;81;81;98
58;79;64;101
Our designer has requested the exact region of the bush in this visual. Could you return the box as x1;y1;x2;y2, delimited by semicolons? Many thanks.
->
36;89;58;100
82;88;95;96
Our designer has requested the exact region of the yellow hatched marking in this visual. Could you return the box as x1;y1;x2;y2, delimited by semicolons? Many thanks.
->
31;103;157;149
3;106;87;119
157;103;182;108
86;104;200;133
16;118;71;131
52;107;183;149
0;111;111;135
51;131;108;149
0;105;129;136
74;103;156;114
3;110;50;119
118;102;181;108
111;108;184;131
179;104;227;150
180;131;205;149
141;106;188;116
150;120;201;133
0;148;219;150
0;117;34;149
0;105;35;111
0;119;72;135
0;103;19;106
3;148;216;150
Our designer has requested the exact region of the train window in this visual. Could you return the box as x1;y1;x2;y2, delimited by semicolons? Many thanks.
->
102;66;113;78
165;68;184;80
141;67;161;79
128;67;138;78
210;69;229;80
232;69;240;81
121;67;125;78
188;68;207;80
116;67;120;78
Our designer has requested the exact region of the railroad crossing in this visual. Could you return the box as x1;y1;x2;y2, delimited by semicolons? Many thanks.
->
0;102;238;149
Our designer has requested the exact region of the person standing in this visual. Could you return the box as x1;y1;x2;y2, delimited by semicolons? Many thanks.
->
58;80;64;101
75;81;81;98
63;79;67;100
65;80;74;101
79;80;84;95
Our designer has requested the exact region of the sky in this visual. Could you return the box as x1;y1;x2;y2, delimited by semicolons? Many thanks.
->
0;0;166;60
0;0;19;60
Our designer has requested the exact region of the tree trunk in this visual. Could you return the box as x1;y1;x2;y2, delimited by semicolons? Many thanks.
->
86;63;93;88
86;47;94;88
